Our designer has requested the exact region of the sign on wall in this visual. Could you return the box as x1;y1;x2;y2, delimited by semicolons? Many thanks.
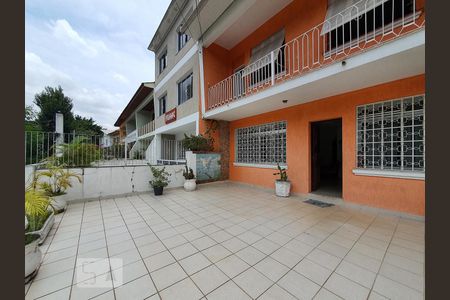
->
165;108;177;124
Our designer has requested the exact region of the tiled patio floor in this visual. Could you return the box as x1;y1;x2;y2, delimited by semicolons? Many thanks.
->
25;182;424;300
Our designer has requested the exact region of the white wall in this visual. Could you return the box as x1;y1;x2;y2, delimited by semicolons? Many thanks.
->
26;165;185;202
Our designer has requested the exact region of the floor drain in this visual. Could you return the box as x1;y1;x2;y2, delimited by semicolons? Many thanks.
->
304;199;335;208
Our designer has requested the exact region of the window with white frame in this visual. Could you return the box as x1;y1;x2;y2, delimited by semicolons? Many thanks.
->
236;121;287;165
177;31;190;51
159;51;167;74
356;95;425;172
178;73;193;105
159;95;166;116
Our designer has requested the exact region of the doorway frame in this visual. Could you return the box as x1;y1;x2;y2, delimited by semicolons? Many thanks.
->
310;117;343;197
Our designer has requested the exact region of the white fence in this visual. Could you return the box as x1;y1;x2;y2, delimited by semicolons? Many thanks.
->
25;164;185;202
159;140;186;164
207;0;424;110
25;131;148;167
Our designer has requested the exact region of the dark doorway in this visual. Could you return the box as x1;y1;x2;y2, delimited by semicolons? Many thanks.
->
311;118;342;197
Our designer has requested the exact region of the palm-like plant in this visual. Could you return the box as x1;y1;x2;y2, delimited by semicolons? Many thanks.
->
36;158;82;196
25;189;50;218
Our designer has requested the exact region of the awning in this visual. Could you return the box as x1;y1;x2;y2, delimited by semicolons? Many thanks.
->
242;29;285;76
321;0;389;35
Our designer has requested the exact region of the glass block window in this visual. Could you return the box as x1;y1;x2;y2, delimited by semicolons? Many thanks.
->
236;121;287;165
356;95;425;172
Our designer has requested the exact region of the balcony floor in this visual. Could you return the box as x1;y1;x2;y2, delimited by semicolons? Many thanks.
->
26;182;424;300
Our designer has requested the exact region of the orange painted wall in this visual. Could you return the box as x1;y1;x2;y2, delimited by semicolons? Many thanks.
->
228;75;425;216
202;0;426;108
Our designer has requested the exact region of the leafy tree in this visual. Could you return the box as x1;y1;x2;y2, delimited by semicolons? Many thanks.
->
25;105;37;122
33;86;74;132
25;105;40;132
71;115;104;136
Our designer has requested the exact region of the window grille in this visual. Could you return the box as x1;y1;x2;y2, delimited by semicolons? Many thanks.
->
356;95;425;172
236;121;287;165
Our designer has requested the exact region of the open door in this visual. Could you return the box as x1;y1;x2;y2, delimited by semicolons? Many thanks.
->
311;119;342;197
311;124;320;191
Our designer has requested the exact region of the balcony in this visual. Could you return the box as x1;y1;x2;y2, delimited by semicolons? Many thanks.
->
137;120;155;137
124;129;137;143
205;0;425;120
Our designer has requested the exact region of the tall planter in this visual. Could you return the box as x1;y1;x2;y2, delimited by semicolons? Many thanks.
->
51;194;68;213
25;234;42;283
28;211;55;245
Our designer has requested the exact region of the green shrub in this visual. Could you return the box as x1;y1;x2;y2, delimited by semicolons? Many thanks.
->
273;163;288;181
57;136;100;167
182;165;195;180
35;158;82;196
149;165;171;188
25;233;40;245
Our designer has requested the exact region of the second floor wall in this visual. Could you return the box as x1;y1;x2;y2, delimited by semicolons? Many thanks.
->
202;0;425;111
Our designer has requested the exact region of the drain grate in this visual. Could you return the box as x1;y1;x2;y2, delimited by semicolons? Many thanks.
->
304;199;335;208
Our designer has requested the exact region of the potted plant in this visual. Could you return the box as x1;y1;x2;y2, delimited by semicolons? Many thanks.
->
25;233;42;283
25;188;54;245
273;163;290;197
182;165;196;191
36;159;82;213
24;188;50;281
149;166;170;196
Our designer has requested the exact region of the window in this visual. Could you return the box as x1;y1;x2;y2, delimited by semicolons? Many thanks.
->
178;73;193;105
177;31;190;51
356;95;425;172
236;121;287;165
159;51;167;74
243;29;286;87
159;96;166;116
249;44;285;87
324;0;414;53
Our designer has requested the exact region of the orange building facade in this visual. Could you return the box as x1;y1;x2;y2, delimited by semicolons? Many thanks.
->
181;0;425;215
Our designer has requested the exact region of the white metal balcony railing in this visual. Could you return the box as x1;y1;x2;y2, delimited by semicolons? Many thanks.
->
207;0;425;111
138;120;155;137
159;140;186;164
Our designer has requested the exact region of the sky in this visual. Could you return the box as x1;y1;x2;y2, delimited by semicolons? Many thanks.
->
25;0;171;131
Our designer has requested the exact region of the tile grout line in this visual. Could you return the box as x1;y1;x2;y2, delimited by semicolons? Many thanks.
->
367;216;424;296
250;210;359;300
26;208;68;294
110;196;162;299
67;202;86;300
312;212;392;299
366;215;400;298
27;208;76;299
129;194;210;299
98;197;118;300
